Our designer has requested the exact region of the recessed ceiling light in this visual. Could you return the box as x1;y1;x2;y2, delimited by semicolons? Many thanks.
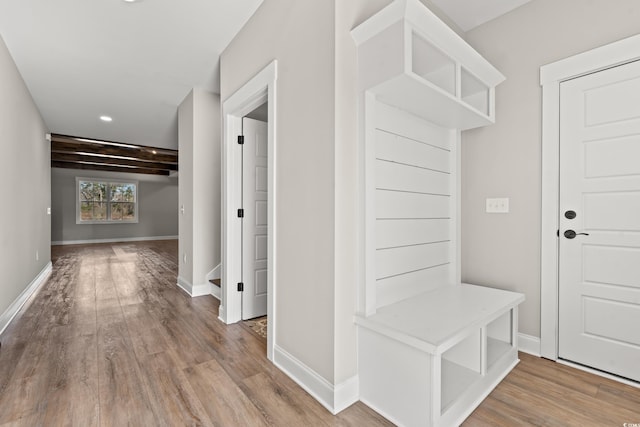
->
151;150;157;155
100;115;113;122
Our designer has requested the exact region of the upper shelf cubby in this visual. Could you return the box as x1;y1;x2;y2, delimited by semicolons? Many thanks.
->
351;0;505;130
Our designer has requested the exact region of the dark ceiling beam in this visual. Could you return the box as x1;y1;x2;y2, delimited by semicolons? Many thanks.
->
51;151;177;171
51;134;178;164
52;160;170;176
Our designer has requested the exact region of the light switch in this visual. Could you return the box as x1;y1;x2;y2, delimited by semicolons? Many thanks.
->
486;198;509;213
47;207;51;215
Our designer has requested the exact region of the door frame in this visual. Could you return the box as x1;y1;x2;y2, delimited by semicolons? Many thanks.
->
221;60;277;361
539;34;640;360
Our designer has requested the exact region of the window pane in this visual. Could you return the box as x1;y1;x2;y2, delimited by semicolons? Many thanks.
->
93;202;107;220
110;184;123;202
123;184;135;202
122;203;135;220
79;182;93;201
80;201;93;220
93;183;106;201
110;202;123;220
110;183;135;202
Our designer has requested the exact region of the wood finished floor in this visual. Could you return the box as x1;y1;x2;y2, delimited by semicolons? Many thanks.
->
0;241;637;426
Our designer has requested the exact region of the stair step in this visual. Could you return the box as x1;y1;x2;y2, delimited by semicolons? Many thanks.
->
209;279;221;287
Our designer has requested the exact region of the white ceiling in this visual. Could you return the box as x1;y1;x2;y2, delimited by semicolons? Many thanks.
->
0;0;528;150
430;0;533;32
0;0;263;150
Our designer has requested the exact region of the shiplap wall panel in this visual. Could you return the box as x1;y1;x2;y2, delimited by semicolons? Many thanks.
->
376;219;450;249
376;160;450;195
375;102;452;150
376;263;450;308
376;241;450;280
374;101;454;310
376;191;450;219
376;129;451;173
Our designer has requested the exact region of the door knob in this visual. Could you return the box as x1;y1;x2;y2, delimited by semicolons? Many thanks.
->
564;230;589;239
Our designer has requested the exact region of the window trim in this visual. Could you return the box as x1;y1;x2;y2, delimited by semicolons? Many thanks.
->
76;177;139;224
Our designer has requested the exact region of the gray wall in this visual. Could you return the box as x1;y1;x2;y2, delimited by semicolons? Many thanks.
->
51;168;178;243
222;0;338;384
0;34;51;318
178;89;220;289
461;0;640;337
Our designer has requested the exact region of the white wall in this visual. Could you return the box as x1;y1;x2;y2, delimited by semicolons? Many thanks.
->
178;89;221;291
178;91;195;285
221;0;337;383
461;0;640;337
50;168;178;243
0;34;50;318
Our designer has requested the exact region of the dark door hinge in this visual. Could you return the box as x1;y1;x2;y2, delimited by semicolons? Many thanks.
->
237;282;244;292
237;208;244;218
237;135;245;145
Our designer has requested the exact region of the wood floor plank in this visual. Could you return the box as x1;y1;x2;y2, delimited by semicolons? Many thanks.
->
138;351;214;427
2;241;639;427
241;372;331;427
184;359;267;427
96;314;157;426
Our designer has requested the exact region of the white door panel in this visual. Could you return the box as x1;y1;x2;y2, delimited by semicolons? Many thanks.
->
242;117;268;320
583;74;640;126
559;59;640;382
584;134;640;178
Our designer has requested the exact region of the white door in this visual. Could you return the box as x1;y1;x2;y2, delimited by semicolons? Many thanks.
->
241;117;268;320
559;60;640;382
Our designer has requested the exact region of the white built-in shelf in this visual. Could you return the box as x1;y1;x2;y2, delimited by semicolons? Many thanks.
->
353;1;517;425
351;0;505;130
487;337;514;370
441;359;480;413
356;284;524;426
355;284;524;354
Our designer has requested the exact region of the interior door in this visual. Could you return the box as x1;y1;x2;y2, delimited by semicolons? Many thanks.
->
241;117;268;320
558;60;640;381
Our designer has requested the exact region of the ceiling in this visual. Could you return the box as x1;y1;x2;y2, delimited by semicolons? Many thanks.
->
0;0;263;150
0;0;528;155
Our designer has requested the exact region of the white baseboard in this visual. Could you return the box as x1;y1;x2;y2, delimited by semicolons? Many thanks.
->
218;304;227;323
206;264;221;281
176;276;213;298
52;235;178;246
334;375;360;413
176;276;192;295
518;333;541;357
273;345;358;415
211;285;220;300
191;282;212;297
0;262;52;337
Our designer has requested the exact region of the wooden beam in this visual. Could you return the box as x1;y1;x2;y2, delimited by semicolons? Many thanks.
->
52;161;170;176
51;134;178;164
51;152;177;171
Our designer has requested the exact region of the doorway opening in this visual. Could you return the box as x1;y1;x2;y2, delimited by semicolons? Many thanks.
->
221;61;277;361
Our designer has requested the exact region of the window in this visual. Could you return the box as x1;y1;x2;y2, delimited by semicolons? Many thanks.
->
77;178;138;223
